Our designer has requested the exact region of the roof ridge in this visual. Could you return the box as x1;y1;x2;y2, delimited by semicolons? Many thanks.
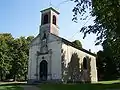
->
50;33;96;56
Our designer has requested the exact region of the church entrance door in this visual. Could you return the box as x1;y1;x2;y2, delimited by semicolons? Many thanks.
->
39;60;48;81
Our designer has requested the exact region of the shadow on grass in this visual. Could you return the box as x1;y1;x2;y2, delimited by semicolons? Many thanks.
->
1;81;120;90
39;82;120;90
6;86;22;90
89;82;120;90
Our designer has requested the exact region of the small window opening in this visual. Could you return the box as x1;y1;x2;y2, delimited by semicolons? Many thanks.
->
43;14;48;24
53;15;56;25
83;57;87;69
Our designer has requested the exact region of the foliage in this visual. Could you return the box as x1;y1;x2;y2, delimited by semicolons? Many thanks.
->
0;33;34;81
71;0;120;81
72;40;82;48
71;0;120;44
96;50;105;80
0;33;14;80
96;37;120;80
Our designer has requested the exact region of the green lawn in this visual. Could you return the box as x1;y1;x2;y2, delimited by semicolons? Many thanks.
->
98;80;120;84
0;80;120;90
39;80;120;90
0;85;23;90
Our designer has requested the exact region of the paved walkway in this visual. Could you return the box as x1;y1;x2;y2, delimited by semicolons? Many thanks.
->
20;85;39;90
0;81;27;85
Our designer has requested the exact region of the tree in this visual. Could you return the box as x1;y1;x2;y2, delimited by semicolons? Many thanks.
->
10;37;27;81
0;33;34;81
102;38;120;80
96;38;120;80
72;40;82;48
96;50;106;80
71;0;120;44
72;0;120;80
0;33;14;80
10;36;34;81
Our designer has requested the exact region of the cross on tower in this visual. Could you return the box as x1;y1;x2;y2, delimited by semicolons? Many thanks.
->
49;0;52;7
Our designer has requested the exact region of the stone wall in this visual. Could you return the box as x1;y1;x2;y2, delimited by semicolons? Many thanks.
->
61;43;98;83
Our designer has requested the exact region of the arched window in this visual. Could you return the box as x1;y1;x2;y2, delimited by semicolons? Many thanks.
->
83;57;87;69
53;15;56;25
43;14;48;24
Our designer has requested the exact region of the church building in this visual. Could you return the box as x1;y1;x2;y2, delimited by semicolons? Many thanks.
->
28;7;98;84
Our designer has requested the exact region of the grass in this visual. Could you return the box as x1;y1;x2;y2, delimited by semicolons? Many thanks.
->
98;80;120;84
38;80;120;90
0;83;24;90
0;85;23;90
0;80;120;90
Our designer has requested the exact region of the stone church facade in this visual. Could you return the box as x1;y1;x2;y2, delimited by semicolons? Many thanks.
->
28;7;98;84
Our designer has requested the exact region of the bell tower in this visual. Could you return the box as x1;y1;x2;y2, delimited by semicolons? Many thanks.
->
40;7;60;39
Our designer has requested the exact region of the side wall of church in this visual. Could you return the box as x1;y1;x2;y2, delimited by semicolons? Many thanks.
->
61;43;98;83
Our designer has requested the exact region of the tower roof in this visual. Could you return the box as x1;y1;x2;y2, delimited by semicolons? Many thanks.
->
40;7;60;14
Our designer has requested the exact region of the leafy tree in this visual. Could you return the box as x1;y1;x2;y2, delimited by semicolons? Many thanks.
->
0;33;34;81
0;34;14;80
72;40;82;48
71;0;120;80
71;0;120;44
96;50;106;80
103;38;120;80
10;36;34;81
97;38;120;80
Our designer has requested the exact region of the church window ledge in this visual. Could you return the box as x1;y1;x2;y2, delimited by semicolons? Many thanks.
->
36;51;49;56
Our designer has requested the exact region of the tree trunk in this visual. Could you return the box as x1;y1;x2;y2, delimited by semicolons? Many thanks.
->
13;75;16;81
